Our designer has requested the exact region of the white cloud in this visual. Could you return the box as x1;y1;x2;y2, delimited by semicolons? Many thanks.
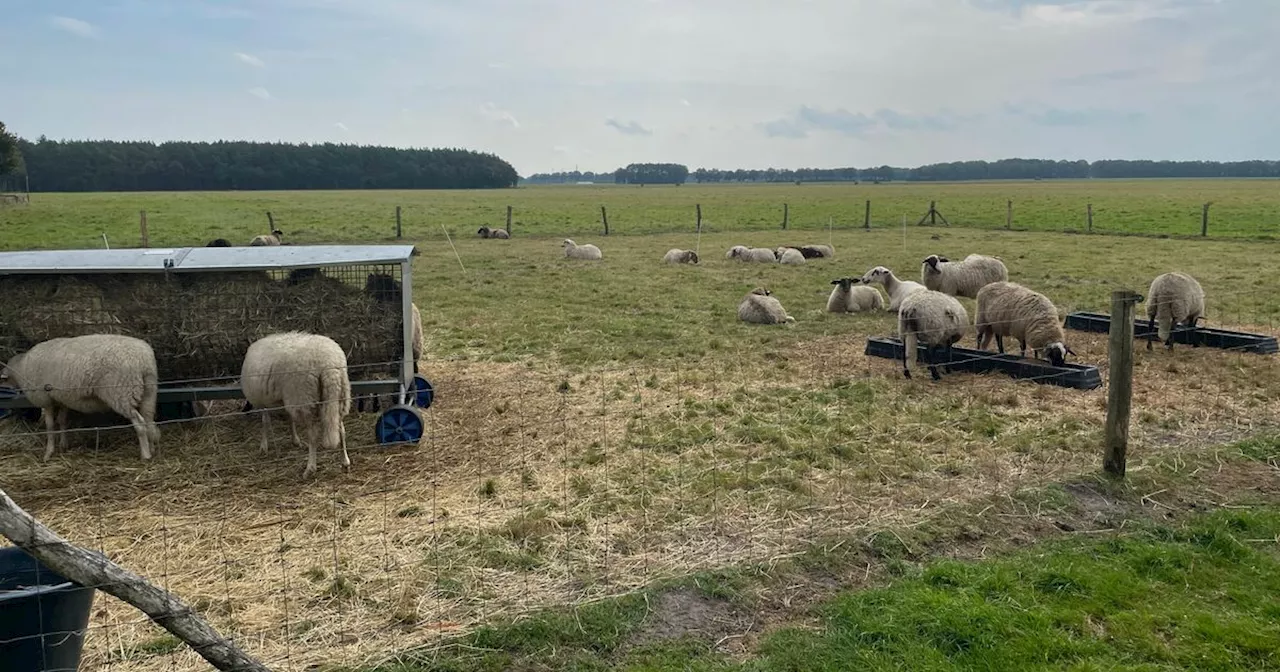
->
478;102;519;128
334;122;349;131
49;15;97;38
247;87;271;100
233;52;266;68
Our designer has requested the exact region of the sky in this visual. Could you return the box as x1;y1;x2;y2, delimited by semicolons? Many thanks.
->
2;0;1277;175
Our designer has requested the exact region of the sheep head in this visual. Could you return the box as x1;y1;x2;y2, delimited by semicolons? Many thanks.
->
860;266;892;285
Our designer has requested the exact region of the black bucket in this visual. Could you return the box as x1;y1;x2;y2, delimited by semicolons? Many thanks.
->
0;546;97;672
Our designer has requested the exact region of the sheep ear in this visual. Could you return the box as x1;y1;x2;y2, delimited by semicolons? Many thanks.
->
831;279;841;285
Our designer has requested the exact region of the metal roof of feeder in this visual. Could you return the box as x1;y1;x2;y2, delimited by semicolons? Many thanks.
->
0;244;419;274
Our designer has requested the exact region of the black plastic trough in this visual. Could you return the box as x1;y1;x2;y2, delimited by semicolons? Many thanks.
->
1063;312;1278;355
864;337;1103;390
0;546;97;671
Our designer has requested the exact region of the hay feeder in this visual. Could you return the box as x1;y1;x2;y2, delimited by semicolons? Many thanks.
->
0;245;430;444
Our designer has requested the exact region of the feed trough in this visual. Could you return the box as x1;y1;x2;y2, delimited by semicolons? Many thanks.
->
1063;311;1278;355
864;336;1102;390
0;245;432;443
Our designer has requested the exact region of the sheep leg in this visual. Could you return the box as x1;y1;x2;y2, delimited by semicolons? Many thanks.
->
339;419;350;470
124;409;154;460
1146;316;1156;351
259;411;271;455
290;417;304;449
1018;340;1027;358
994;334;1005;354
304;421;319;478
926;346;942;381
41;407;58;461
56;406;70;451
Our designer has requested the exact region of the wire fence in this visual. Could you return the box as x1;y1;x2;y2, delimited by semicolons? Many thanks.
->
1;286;1278;671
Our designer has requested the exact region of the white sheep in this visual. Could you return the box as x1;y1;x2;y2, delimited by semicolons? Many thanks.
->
785;244;834;259
0;334;160;460
727;246;776;263
663;249;700;264
737;288;795;324
775;247;806;265
240;331;352;477
859;266;928;312
826;277;886;313
249;229;284;246
563;238;603;260
726;245;749;260
477;226;511;239
898;290;969;380
1145;271;1206;351
974;281;1074;366
920;253;1009;299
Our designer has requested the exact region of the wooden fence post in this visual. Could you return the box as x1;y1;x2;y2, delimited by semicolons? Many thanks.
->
266;211;275;230
1087;204;1093;233
506;205;513;235
601;205;609;235
395;205;402;238
929;201;937;227
1006;199;1013;230
139;210;149;248
781;203;788;230
1104;289;1141;478
864;199;871;230
1201;202;1211;237
696;204;702;233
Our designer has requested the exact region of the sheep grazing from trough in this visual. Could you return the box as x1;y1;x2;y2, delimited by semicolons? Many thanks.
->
663;249;699;264
921;253;1008;299
240;331;352;477
563;239;603;260
249;229;285;246
477;226;511;239
1145;271;1206;351
859;266;927;312
775;247;806;265
206;238;232;247
898;290;969;381
826;277;885;313
727;246;776;263
0;334;161;460
974;281;1074;366
364;273;424;370
737;288;795;325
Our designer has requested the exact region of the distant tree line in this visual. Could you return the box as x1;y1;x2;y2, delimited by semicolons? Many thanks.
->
613;163;689;185
7;136;519;191
524;158;1280;184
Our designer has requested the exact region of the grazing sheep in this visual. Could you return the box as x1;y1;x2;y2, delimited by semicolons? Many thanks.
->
563;238;603;260
0;334;160;460
775;247;806;265
859;266;928;312
898;290;969;381
663;248;700;264
206;238;232;247
974;281;1074;366
921;253;1009;299
826;278;886;313
737;287;795;324
240;331;351;477
249;229;284;246
477;226;511;239
1145;271;1206;351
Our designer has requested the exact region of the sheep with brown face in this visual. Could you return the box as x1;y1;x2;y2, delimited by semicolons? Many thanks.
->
663;248;699;264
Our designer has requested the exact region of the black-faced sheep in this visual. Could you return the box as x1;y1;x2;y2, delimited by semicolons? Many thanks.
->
249;229;284;246
1;334;161;460
240;331;351;477
783;244;834;259
1145;271;1205;351
974;281;1074;366
826;278;885;313
663;249;700;264
737;288;795;324
920;253;1008;299
859;266;927;312
563;239;603;260
477;226;511;239
898;290;969;381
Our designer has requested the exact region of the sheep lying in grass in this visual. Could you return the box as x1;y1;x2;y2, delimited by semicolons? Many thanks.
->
563;238;603;260
859;266;927;312
826;278;885;313
477;226;511;239
738;288;795;324
1146;271;1206;351
249;229;284;246
727;246;777;263
775;247;806;265
898;290;969;381
1;334;161;460
921;254;1008;299
783;244;834;259
974;281;1074;366
663;249;699;264
241;331;352;477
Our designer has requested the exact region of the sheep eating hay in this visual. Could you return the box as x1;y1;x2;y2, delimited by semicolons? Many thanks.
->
920;253;1008;299
898;290;969;381
563;239;603;260
1;334;161;460
826;278;885;313
974;281;1074;366
859;266;927;312
663;248;699;264
737;287;795;324
241;331;352;477
1145;271;1205;351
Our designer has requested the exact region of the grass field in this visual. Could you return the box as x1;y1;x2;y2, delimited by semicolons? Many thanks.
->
1;181;1280;671
3;179;1280;248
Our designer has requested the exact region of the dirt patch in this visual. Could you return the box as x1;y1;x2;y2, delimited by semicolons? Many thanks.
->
627;588;756;654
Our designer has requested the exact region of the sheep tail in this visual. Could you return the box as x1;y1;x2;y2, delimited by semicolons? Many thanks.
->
319;365;346;450
141;367;161;443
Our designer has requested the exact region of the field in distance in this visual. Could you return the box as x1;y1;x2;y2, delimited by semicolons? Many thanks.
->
2;178;1280;249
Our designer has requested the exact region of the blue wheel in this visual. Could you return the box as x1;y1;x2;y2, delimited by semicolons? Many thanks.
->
376;404;423;445
409;375;434;409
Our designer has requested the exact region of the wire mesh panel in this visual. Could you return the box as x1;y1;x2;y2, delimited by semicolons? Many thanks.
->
0;263;407;387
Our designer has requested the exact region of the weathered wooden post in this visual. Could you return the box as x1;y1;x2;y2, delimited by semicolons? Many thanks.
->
1087;203;1094;232
1201;202;1211;237
139;210;149;248
395;205;402;238
1104;289;1141;478
696;203;702;233
601;205;609;235
929;200;937;226
1006;199;1013;230
864;199;871;230
506;205;513;235
781;203;788;230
